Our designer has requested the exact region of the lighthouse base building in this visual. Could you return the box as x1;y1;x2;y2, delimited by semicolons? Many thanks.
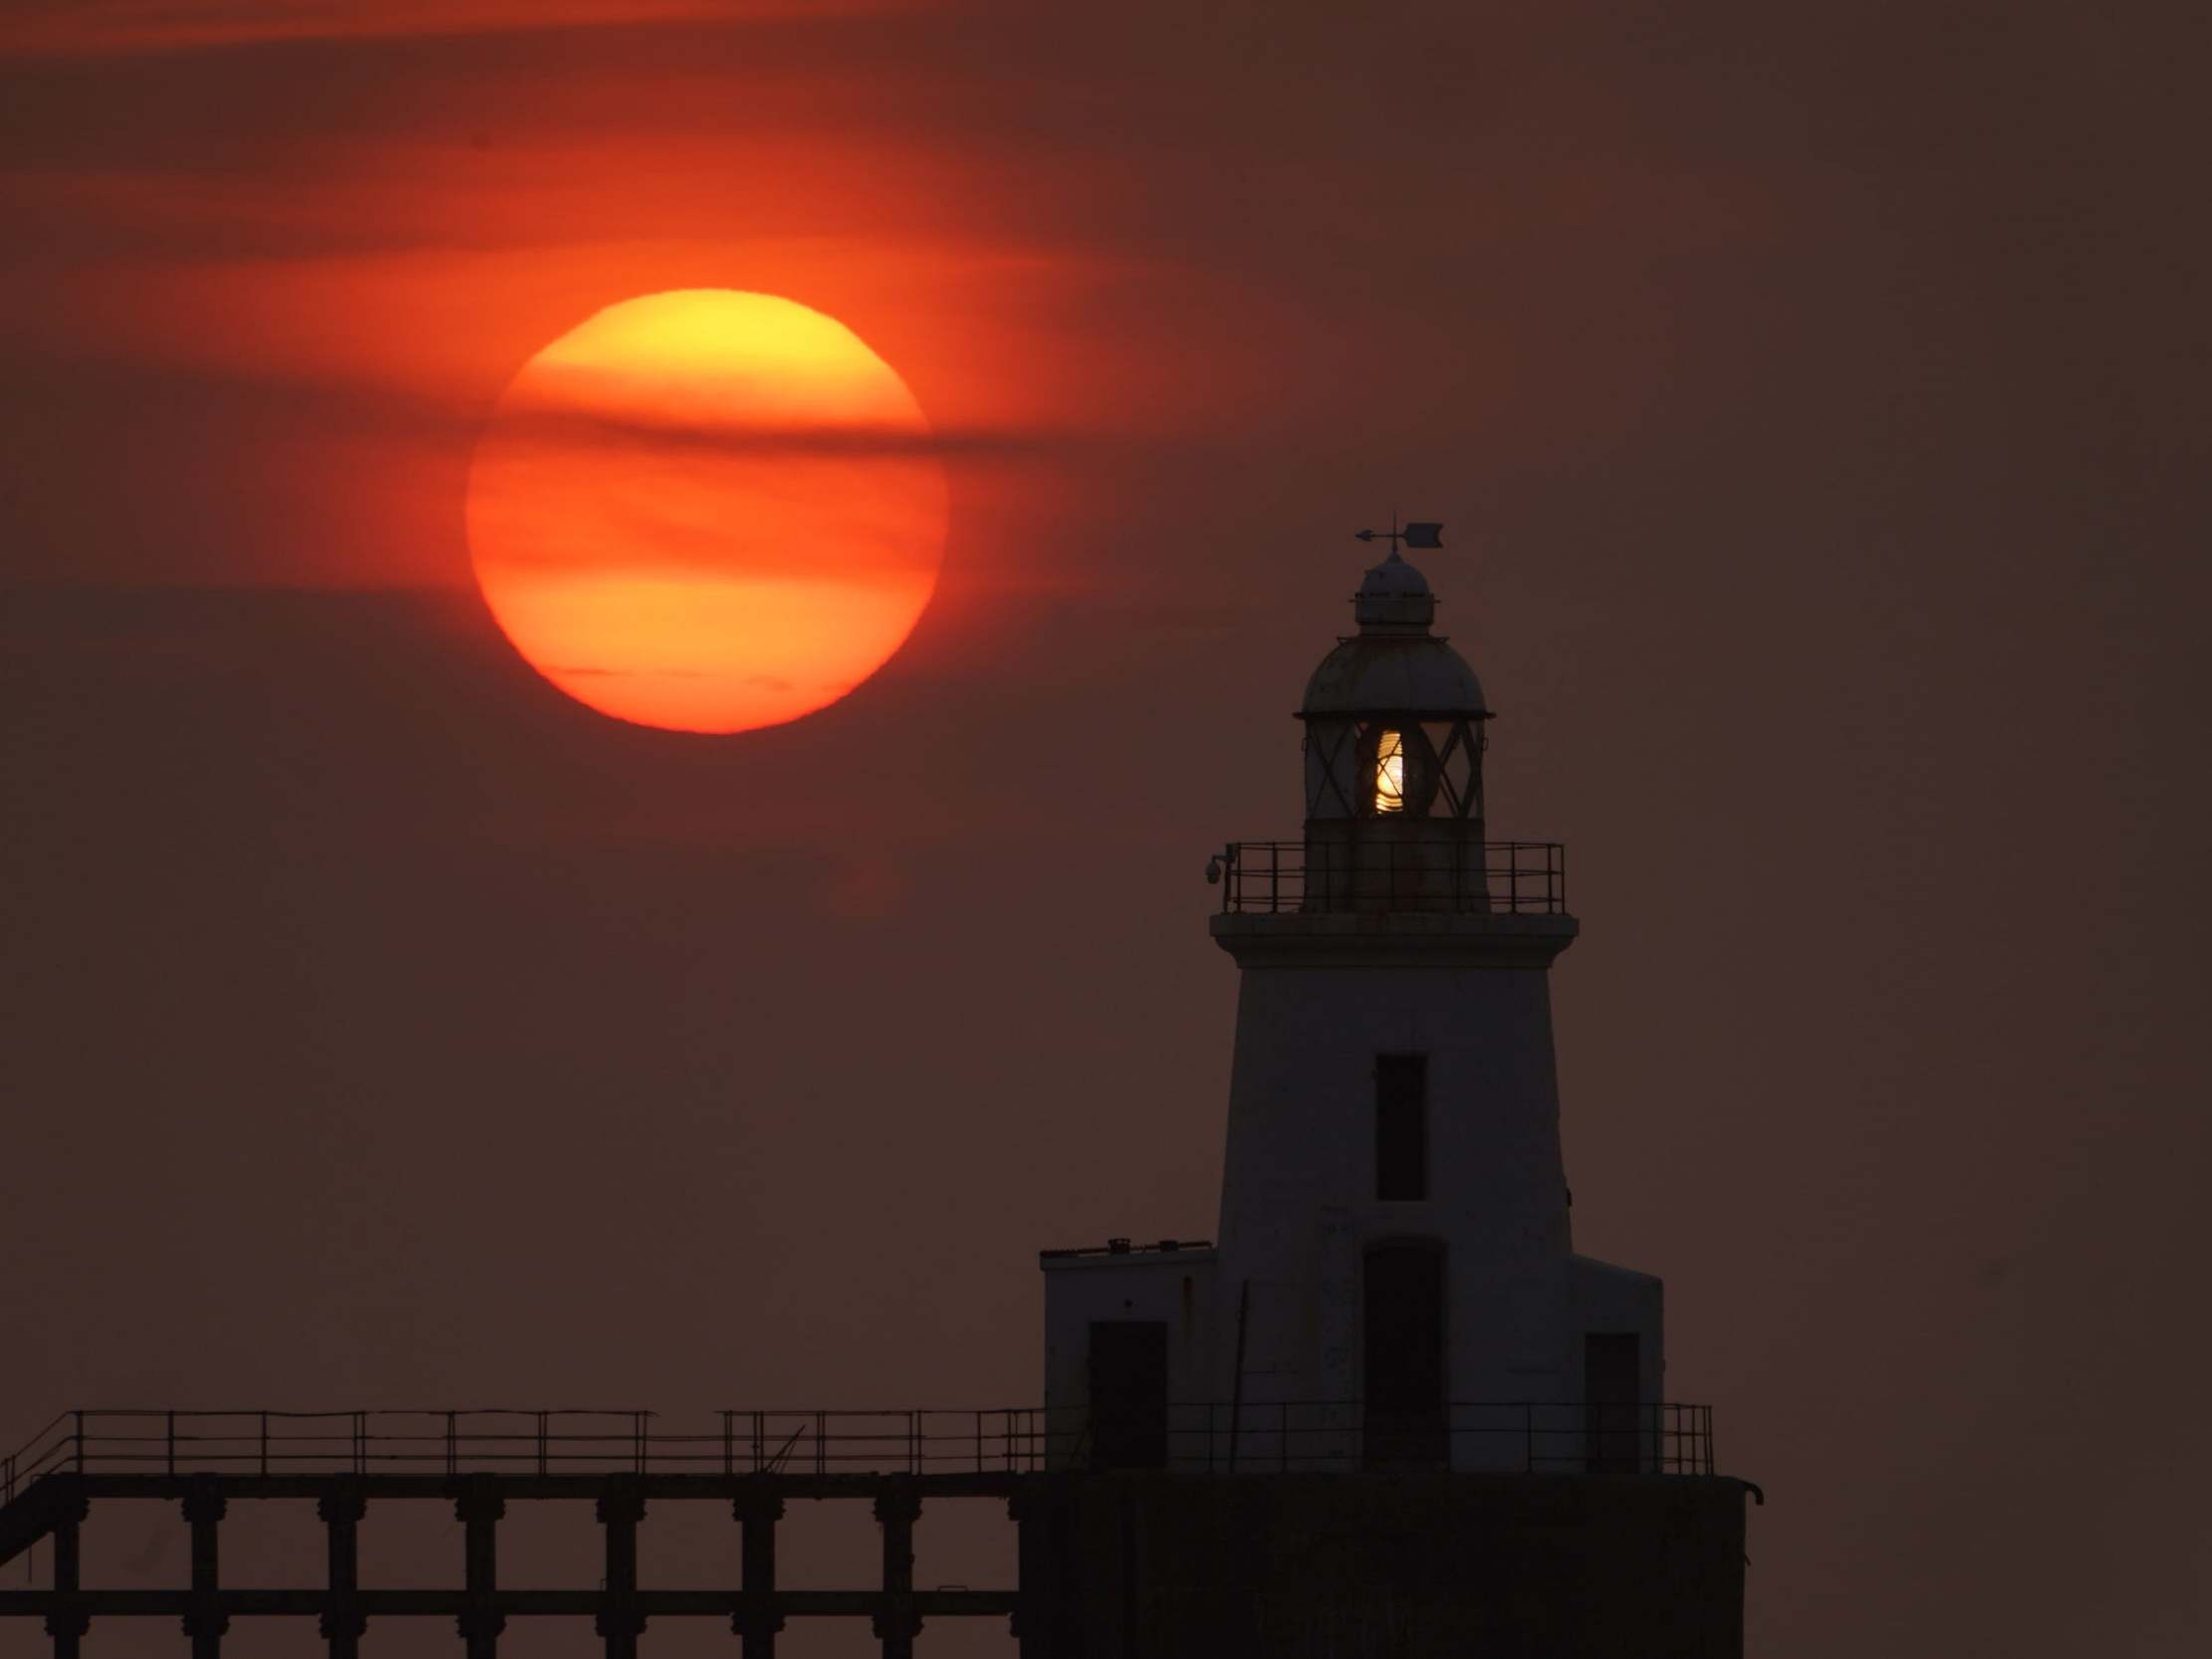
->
1035;541;1756;1656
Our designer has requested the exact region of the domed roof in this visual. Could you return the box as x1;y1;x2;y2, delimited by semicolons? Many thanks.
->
1301;550;1488;717
1353;551;1435;630
1301;634;1487;717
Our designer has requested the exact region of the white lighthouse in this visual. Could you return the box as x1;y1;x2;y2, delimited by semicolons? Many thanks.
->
1042;535;1665;1475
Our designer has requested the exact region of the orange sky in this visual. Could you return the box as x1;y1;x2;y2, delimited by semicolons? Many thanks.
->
1;7;2206;1655
2;5;1351;616
0;1;1788;610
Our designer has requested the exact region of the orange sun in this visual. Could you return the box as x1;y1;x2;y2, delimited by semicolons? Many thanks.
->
465;290;949;733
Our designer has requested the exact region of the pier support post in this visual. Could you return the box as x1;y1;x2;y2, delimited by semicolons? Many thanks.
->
43;1479;90;1659
180;1477;228;1659
733;1485;784;1658
872;1480;922;1659
454;1475;505;1658
318;1481;368;1658
596;1477;646;1659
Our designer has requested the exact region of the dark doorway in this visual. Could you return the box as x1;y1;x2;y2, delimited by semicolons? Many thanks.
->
1362;1242;1446;1466
1087;1321;1169;1470
1584;1331;1641;1473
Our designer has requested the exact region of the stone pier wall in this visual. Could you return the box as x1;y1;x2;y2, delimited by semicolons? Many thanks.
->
1016;1472;1751;1659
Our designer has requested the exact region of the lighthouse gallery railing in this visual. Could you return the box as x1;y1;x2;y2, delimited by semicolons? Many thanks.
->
1217;839;1567;915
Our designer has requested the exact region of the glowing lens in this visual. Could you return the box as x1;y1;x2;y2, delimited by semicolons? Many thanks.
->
1374;729;1406;814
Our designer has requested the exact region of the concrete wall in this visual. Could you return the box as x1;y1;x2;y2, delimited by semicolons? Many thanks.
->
1015;1472;1752;1658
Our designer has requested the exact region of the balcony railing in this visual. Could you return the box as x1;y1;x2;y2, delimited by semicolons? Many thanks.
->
1216;838;1567;915
2;1401;1713;1505
1064;1400;1710;1476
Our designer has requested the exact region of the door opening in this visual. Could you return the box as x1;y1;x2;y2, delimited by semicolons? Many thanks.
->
1087;1320;1169;1470
1584;1331;1641;1473
1362;1242;1446;1466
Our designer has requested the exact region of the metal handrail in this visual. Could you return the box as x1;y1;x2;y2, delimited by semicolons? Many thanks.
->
2;1402;1714;1502
1088;1398;1713;1476
1216;838;1567;915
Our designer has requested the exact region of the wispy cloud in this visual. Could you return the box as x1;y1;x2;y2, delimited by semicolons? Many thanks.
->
0;0;904;57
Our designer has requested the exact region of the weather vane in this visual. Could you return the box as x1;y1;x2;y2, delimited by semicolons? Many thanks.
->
1354;516;1443;551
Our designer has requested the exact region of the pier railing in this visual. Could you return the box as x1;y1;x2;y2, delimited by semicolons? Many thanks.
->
0;1410;1042;1501
2;1401;1713;1504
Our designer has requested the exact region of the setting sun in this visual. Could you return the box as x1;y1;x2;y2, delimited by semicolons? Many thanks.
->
465;289;949;733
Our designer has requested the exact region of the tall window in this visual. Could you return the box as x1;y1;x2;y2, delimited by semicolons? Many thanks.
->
1375;1054;1427;1200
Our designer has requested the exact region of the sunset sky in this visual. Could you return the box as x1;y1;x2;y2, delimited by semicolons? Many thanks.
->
3;3;2207;1654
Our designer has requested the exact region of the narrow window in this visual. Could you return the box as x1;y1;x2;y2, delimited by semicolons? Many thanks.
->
1375;1054;1427;1200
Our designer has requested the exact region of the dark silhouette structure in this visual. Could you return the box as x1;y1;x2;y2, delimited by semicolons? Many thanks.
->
0;536;1758;1656
0;1404;1744;1654
0;1411;1020;1655
1033;539;1759;1654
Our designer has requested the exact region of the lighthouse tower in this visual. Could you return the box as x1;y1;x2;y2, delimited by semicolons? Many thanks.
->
1041;537;1667;1473
1027;536;1751;1656
1205;541;1661;1470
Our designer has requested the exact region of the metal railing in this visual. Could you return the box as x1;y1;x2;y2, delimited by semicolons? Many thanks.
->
2;1401;1713;1503
1217;839;1567;915
0;1410;1047;1501
1070;1399;1712;1476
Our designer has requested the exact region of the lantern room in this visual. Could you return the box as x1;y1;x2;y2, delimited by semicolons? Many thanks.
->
1299;550;1494;910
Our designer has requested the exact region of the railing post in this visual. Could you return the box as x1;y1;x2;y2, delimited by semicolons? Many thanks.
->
352;1412;365;1478
76;1412;87;1477
258;1412;268;1478
445;1412;457;1477
1525;1404;1534;1472
537;1411;548;1478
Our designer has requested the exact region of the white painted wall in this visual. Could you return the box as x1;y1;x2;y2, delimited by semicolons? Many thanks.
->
1038;1247;1217;1470
1204;910;1664;1472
